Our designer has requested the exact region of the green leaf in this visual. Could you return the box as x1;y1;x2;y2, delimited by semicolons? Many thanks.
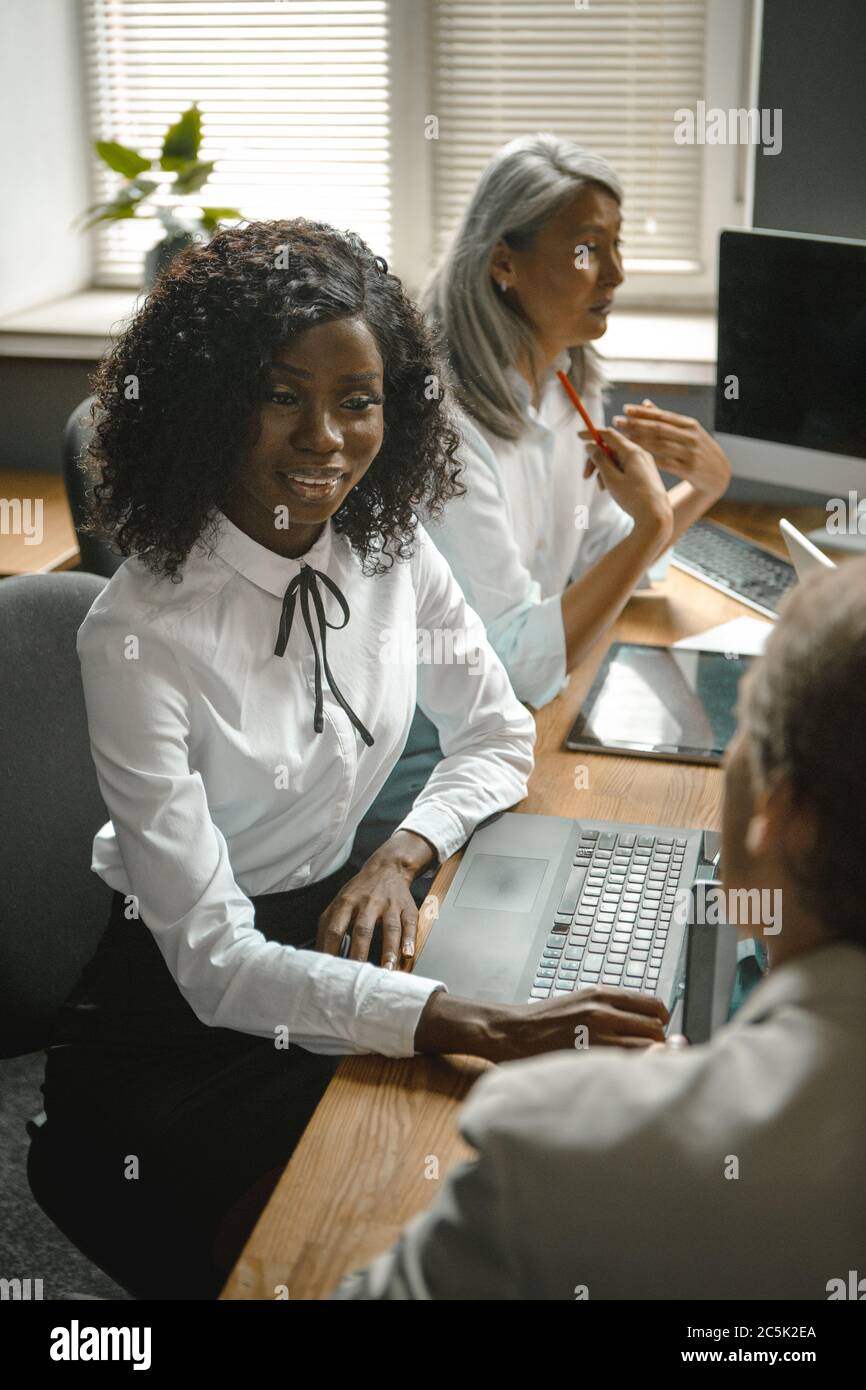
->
95;140;151;178
101;204;138;222
129;177;159;198
81;203;139;230
199;206;242;231
160;104;202;169
172;159;216;195
79;183;153;231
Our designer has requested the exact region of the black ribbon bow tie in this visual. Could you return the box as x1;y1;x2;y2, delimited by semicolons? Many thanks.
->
274;562;374;747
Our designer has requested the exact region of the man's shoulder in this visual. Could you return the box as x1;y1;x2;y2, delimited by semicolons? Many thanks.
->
461;981;866;1162
458;1017;792;1157
460;1046;695;1154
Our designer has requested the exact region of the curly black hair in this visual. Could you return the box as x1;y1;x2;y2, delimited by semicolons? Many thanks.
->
82;219;464;580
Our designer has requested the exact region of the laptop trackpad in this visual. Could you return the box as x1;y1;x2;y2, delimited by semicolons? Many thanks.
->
454;853;548;914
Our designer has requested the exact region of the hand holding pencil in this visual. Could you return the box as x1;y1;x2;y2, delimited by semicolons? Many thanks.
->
556;367;671;523
556;369;620;466
578;423;673;529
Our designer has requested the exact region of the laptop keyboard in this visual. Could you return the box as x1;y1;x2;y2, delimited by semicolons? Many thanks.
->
528;830;688;1002
671;520;796;616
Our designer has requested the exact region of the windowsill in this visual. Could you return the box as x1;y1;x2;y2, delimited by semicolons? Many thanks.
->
596;310;717;386
0;289;143;360
0;291;718;385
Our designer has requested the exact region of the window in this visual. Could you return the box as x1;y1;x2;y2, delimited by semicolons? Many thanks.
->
82;0;391;286
433;0;708;270
421;0;752;305
81;0;751;303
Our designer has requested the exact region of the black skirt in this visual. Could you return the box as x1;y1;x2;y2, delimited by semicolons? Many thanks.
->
40;859;361;1299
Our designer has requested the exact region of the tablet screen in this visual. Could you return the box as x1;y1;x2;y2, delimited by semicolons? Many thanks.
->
568;643;751;761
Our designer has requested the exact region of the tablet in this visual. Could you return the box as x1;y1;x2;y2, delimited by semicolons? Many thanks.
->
564;642;752;764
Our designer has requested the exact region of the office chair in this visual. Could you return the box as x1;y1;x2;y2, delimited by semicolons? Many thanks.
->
0;573;112;1058
62;396;125;579
0;573;203;1299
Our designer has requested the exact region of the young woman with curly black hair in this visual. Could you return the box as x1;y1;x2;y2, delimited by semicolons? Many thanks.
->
40;219;669;1300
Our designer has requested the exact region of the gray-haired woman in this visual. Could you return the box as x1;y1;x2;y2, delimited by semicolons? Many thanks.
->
350;132;731;873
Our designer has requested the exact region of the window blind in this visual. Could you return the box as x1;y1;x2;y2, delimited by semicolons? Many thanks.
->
431;0;708;271
81;0;391;286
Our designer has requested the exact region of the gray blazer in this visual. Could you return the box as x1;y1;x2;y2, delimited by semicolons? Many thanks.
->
336;942;866;1299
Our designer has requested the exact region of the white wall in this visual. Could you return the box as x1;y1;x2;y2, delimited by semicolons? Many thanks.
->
0;0;92;318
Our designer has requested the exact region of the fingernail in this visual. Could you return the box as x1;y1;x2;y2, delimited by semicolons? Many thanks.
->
643;398;653;405
403;942;415;958
613;415;626;427
383;956;396;970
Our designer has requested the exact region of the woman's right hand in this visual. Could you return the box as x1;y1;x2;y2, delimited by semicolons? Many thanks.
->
579;425;673;536
414;985;669;1063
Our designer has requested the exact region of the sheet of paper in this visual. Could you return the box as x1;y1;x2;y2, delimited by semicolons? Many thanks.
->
673;616;772;656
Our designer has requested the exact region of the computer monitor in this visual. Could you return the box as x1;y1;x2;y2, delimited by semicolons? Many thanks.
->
715;228;866;546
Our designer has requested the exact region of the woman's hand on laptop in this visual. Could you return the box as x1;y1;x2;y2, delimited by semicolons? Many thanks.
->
414;986;670;1062
316;830;436;969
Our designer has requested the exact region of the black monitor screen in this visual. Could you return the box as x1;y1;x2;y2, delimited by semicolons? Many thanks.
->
715;230;866;461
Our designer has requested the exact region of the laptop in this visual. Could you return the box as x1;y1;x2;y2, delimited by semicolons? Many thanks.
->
779;516;837;581
679;881;740;1043
668;517;837;619
417;812;729;1030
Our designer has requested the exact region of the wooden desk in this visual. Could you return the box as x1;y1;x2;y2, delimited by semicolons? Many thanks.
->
221;501;825;1301
0;470;79;576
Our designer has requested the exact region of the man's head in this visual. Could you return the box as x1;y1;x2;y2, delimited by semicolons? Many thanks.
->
722;558;866;956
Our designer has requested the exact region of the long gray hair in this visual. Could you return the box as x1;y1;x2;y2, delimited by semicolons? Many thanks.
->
423;133;623;441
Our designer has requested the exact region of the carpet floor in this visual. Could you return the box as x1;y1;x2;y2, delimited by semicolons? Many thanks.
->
0;1051;130;1301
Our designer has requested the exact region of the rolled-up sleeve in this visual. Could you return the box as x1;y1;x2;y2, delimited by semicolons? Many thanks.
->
394;524;536;865
77;618;444;1058
426;419;568;708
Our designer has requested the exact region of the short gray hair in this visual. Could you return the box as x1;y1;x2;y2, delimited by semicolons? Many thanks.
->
422;133;623;440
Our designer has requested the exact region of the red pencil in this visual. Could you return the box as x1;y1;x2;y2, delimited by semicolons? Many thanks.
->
556;369;621;467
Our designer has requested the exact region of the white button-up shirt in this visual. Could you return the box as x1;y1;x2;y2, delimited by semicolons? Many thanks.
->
77;510;535;1057
427;351;633;708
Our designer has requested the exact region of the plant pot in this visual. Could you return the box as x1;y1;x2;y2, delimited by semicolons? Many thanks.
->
144;229;196;288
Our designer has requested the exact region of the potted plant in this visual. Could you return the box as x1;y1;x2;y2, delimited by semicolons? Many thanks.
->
75;103;242;286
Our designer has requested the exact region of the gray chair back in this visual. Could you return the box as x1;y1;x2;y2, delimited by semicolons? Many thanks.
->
63;396;124;579
0;573;114;1056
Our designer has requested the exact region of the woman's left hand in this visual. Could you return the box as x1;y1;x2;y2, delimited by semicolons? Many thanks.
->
613;398;731;501
316;830;435;969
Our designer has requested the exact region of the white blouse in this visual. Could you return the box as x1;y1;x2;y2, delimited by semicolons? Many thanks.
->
426;349;634;709
77;510;535;1057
